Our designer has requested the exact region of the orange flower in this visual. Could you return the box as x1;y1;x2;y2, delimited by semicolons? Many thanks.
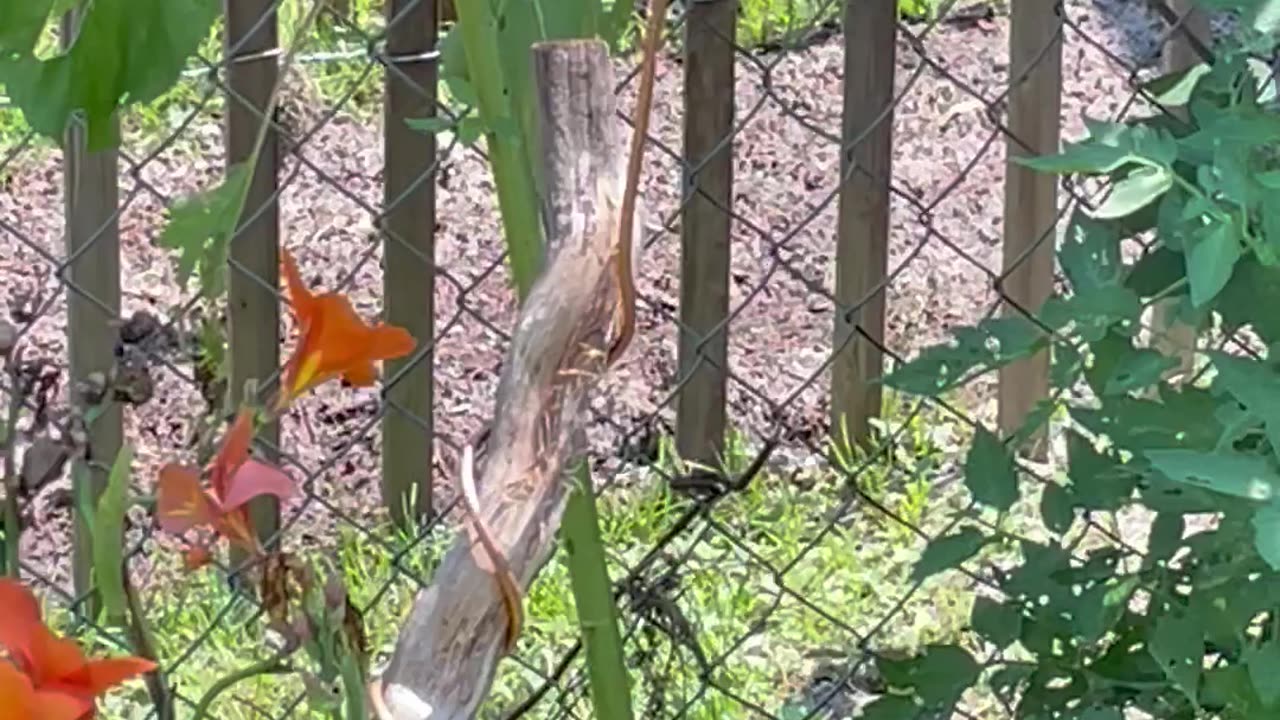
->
157;407;295;562
0;578;155;719
278;249;415;408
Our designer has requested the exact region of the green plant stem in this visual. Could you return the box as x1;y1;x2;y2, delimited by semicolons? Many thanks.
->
563;461;634;720
125;572;174;720
1;355;23;577
191;656;292;720
452;0;545;296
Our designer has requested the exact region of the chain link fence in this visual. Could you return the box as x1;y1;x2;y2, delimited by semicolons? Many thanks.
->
0;0;1234;717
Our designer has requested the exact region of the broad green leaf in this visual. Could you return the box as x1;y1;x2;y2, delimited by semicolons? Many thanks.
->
1071;575;1139;643
1093;165;1173;219
965;427;1017;511
1040;481;1074;534
0;0;219;150
1149;612;1203;702
1186;219;1242;307
1125;246;1184;298
970;596;1021;649
1019;122;1174;175
912;527;988;581
1247;640;1280;706
93;443;133;625
1251;502;1280;571
1145;449;1280;502
1209;352;1280;454
1063;430;1134;510
880;316;1047;397
1051;342;1085;390
877;644;980;709
1202;665;1265;717
1058;212;1123;293
0;0;57;56
1102;349;1177;396
157;163;252;299
1145;512;1185;565
1217;257;1280;342
1073;388;1222;452
1142;63;1211;106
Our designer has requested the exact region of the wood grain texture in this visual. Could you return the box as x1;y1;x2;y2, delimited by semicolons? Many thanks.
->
381;0;437;527
831;0;895;445
377;40;628;719
63;10;121;612
998;0;1062;456
226;0;282;553
677;0;735;467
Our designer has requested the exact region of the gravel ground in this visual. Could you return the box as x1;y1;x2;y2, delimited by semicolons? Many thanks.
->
0;0;1203;587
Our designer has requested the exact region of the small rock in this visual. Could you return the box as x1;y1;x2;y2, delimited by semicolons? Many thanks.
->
20;436;69;496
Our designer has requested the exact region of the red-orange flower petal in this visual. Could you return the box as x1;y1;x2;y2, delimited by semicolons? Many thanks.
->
73;656;158;696
209;407;255;500
156;464;218;535
0;577;42;667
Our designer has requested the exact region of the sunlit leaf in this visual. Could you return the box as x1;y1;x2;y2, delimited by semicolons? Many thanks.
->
157;163;252;299
1149;612;1203;702
971;596;1021;649
913;527;988;582
1092;165;1173;220
881;317;1047;397
1145;449;1280;502
1251;502;1280;571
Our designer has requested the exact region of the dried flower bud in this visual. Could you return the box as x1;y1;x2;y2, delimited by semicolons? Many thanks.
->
112;365;154;406
119;310;160;344
76;371;108;406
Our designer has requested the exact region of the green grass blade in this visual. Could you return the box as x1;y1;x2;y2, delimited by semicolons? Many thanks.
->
564;462;634;720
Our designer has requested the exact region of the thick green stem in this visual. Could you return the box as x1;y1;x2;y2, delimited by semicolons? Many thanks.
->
191;657;291;720
563;461;634;720
452;0;545;296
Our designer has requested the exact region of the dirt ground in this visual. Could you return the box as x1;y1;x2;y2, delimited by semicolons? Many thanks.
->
0;0;1196;586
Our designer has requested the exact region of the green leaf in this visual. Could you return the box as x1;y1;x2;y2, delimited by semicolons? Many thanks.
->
880;316;1047;397
1102;349;1177;395
970;596;1021;649
1058;212;1123;293
0;0;219;150
1145;449;1280;502
1143;63;1211;106
405;116;453;134
965;427;1018;511
157;163;252;298
913;527;988;582
1063;431;1134;510
0;0;57;56
1039;286;1141;342
1051;342;1085;390
1093;165;1173;219
856;695;920;720
878;644;980;709
1126;246;1185;298
1018;122;1174;175
1071;575;1139;643
1040;481;1074;534
1246;639;1280;706
1149;612;1203;702
1208;352;1280;455
1073;388;1222;453
93;443;133;625
1251;502;1280;571
1217;257;1280;342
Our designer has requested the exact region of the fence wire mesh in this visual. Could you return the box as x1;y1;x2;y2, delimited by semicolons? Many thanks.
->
0;0;1237;717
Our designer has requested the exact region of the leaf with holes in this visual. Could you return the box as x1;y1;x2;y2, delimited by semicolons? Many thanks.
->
1039;286;1142;342
912;527;989;582
1058;212;1123;293
158;163;251;299
880;316;1047;397
965;427;1017;511
1145;449;1280;503
1102;349;1178;396
878;644;980;710
1149;612;1203;702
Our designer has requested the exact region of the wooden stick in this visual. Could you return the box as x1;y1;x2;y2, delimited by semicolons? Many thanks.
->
375;40;628;719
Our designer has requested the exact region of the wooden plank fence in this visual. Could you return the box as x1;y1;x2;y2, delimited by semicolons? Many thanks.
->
44;0;1201;586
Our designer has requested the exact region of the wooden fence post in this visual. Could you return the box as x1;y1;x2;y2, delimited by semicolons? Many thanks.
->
1149;0;1209;383
381;0;437;528
999;0;1062;457
63;9;122;614
226;0;282;560
831;0;894;447
677;0;735;468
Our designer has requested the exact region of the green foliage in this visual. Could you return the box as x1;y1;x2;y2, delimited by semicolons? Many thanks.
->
879;20;1280;716
0;0;219;149
92;443;134;625
157;163;252;299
